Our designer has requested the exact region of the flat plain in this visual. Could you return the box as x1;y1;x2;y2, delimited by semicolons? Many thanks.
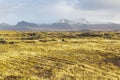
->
0;31;120;80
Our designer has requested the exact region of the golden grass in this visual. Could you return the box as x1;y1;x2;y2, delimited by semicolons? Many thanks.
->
0;31;120;80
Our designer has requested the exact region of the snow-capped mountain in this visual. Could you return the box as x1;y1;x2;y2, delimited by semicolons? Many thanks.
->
57;18;89;25
75;18;89;24
57;19;75;24
0;18;120;31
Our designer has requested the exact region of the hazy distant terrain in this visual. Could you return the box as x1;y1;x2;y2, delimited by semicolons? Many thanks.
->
0;31;120;80
1;19;120;31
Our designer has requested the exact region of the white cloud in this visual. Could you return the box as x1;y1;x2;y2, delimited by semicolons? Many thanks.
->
0;0;120;24
66;0;120;10
64;0;120;23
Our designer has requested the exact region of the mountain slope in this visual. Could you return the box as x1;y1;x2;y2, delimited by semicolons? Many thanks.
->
0;23;12;30
0;19;120;31
14;21;39;30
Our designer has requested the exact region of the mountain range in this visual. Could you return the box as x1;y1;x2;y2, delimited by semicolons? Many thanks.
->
0;19;120;31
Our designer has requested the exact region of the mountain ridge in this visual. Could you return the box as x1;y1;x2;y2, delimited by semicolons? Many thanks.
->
0;19;120;31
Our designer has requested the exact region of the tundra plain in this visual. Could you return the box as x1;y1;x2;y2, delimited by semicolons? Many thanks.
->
0;31;120;80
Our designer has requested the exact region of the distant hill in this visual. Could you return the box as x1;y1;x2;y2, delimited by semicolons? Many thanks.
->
0;19;120;31
14;21;39;30
0;23;12;30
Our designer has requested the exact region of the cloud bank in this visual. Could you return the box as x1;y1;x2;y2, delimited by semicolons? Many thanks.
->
0;0;120;24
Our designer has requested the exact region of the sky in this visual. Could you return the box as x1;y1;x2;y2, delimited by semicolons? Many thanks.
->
0;0;120;24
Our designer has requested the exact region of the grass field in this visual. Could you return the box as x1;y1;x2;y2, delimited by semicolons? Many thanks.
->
0;31;120;80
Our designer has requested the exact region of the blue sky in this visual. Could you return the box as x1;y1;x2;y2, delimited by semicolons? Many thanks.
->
0;0;120;24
